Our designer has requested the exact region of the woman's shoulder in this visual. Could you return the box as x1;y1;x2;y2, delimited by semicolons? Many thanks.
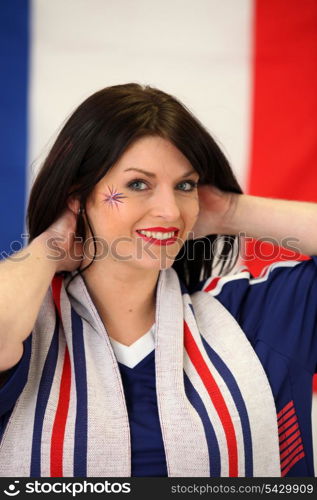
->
192;257;317;308
191;257;317;372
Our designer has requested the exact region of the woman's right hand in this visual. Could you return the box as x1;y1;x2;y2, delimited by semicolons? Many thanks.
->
42;206;84;273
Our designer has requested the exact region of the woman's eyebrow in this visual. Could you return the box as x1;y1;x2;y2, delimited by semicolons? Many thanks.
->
124;167;198;178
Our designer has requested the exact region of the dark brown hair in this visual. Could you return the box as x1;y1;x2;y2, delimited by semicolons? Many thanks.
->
27;83;243;292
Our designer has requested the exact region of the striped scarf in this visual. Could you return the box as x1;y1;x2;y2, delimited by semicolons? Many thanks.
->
0;267;281;477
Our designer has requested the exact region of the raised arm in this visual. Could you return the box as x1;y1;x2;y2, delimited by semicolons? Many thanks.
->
191;186;317;256
0;206;82;371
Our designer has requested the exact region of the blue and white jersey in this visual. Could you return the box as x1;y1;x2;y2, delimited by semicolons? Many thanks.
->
0;257;317;477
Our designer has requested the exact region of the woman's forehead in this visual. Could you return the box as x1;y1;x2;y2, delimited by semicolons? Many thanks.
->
102;141;196;180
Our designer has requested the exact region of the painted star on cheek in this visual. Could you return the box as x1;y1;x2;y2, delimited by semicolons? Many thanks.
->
103;184;128;210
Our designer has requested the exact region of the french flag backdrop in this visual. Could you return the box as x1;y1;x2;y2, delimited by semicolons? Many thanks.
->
1;0;316;471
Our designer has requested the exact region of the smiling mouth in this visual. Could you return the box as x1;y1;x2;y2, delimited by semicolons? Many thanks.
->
136;229;179;238
135;230;179;245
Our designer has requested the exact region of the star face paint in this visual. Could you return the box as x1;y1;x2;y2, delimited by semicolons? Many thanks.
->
103;184;128;209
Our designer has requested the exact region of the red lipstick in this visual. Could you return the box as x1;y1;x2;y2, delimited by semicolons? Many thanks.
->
135;227;179;246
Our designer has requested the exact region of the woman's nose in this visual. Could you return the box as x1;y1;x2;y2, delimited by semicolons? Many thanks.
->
150;189;181;220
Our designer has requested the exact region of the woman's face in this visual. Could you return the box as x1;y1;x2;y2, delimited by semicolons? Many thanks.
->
83;136;200;271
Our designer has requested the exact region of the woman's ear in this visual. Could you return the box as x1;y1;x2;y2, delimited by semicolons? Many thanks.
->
67;196;80;215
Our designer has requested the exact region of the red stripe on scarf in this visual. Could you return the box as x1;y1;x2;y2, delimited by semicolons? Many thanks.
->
50;346;71;477
51;275;63;319
184;321;238;476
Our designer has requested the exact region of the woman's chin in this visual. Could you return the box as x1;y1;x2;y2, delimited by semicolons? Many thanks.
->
131;257;175;271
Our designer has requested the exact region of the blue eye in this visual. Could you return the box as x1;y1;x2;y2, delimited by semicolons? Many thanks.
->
127;179;198;192
178;181;198;191
127;180;148;191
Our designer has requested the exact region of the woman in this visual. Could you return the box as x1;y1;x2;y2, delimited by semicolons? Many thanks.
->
0;83;316;478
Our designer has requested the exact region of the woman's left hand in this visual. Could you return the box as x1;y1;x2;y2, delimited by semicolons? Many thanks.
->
189;185;238;239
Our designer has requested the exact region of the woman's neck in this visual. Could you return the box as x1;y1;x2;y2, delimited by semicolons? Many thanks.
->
80;262;160;344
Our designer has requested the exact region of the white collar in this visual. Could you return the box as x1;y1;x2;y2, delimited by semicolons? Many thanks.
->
108;324;155;368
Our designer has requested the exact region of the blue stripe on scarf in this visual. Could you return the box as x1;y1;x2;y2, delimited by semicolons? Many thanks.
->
71;308;88;477
183;372;220;476
201;336;253;477
30;314;59;477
